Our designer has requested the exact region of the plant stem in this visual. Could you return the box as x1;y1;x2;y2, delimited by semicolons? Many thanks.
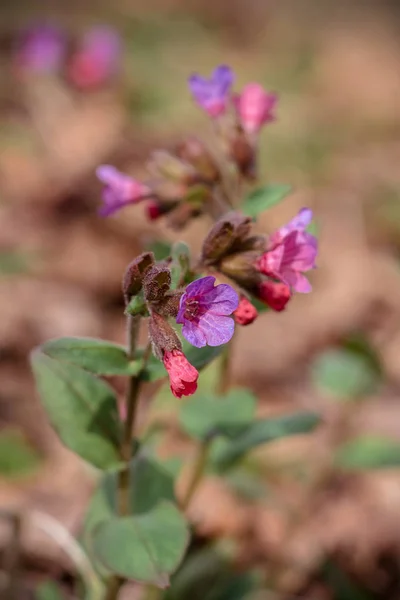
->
105;316;150;600
181;438;212;511
217;337;233;396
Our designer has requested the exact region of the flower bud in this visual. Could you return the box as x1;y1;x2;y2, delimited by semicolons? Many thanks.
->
234;84;277;135
201;212;252;265
176;136;219;183
233;296;258;325
257;281;291;312
148;312;182;360
230;130;257;181
219;251;262;288
163;349;198;398
146;200;175;221
143;265;171;304
122;252;154;304
147;150;197;184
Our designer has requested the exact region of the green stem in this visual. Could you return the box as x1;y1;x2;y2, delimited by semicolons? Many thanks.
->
105;316;149;600
217;337;233;396
181;439;212;511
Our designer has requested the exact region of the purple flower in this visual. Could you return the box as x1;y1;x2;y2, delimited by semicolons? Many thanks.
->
257;208;317;293
68;26;122;89
15;24;66;74
177;276;239;348
188;65;234;117
96;165;151;217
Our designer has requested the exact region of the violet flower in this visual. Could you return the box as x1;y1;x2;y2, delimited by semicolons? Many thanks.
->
177;276;239;348
15;24;66;74
188;65;234;117
96;165;151;217
68;26;121;89
234;83;277;135
257;208;317;293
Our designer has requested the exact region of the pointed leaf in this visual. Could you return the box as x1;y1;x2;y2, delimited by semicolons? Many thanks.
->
40;337;136;376
336;436;400;470
31;351;121;469
180;388;256;441
242;184;292;218
212;411;321;469
92;501;189;586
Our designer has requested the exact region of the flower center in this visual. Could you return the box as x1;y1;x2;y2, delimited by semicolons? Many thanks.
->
184;297;201;320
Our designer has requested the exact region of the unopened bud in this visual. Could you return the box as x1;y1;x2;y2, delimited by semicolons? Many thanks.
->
147;150;197;184
122;252;154;304
257;281;291;311
143;265;171;304
234;295;258;325
219;251;262;288
230;130;257;181
167;202;203;231
201;212;253;265
148;312;181;360
146;200;175;221
176;136;220;183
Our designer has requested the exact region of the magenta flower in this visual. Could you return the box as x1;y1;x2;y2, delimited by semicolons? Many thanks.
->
14;24;66;74
96;165;151;217
68;26;121;89
176;276;239;348
188;65;234;117
257;208;317;293
234;83;277;135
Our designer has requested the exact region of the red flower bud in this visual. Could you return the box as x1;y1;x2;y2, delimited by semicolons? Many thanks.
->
146;201;163;220
234;295;258;325
257;281;291;312
163;349;198;398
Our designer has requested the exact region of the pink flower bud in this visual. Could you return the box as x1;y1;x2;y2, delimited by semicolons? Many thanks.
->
257;281;291;312
234;83;277;135
163;349;199;398
234;296;258;325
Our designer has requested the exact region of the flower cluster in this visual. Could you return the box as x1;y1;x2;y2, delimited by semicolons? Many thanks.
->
13;23;121;89
96;65;277;223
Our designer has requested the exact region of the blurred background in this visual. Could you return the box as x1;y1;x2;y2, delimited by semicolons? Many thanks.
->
2;0;400;598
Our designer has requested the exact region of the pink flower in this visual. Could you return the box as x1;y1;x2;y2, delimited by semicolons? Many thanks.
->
188;65;234;118
257;281;291;312
234;296;258;325
163;349;199;398
96;165;151;217
68;26;121;89
257;208;317;293
234;83;277;135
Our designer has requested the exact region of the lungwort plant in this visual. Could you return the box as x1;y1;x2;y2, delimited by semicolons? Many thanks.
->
30;64;320;600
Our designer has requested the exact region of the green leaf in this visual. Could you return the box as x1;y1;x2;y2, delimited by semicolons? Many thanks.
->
242;184;292;218
170;242;191;288
147;240;172;261
0;429;42;479
31;351;121;470
180;388;256;441
212;411;321;469
35;581;65;600
40;337;135;376
92;501;189;586
335;436;400;470
311;347;379;399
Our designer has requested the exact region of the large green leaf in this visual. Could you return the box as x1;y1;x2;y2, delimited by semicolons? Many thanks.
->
336;436;400;470
40;337;136;376
31;351;121;469
312;346;380;400
241;184;292;218
180;388;256;441
212;411;321;469
92;501;189;587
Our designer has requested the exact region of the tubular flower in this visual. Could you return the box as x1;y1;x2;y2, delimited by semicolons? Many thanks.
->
234;83;277;135
257;281;291;312
234;295;258;325
15;24;66;74
176;276;239;348
96;165;151;217
188;65;234;117
257;208;317;293
163;349;198;398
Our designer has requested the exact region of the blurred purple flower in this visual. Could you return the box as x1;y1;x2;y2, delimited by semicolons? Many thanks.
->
176;275;239;348
15;24;66;74
96;165;151;217
68;26;121;89
234;83;277;135
257;208;317;293
188;65;234;117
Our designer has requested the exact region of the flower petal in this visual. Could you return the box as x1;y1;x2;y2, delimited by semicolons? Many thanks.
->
202;283;239;314
198;313;235;346
282;270;312;293
212;64;234;93
184;276;216;298
181;320;207;348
